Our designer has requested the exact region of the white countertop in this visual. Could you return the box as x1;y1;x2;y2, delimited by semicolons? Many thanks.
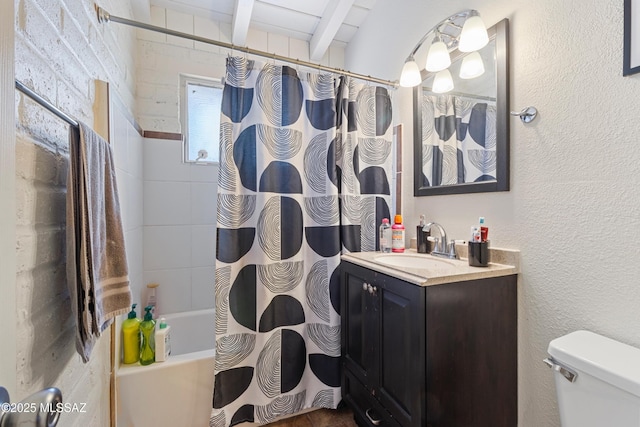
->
341;246;520;287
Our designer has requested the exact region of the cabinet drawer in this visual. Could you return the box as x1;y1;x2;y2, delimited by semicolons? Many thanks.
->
344;370;401;427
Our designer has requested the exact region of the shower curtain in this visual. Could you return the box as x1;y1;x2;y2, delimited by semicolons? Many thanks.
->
212;57;393;427
421;94;496;186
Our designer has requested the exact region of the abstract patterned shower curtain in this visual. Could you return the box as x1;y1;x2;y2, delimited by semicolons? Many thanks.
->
212;57;392;427
421;94;496;186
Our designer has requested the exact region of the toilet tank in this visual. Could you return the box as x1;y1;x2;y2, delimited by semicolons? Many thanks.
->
547;330;640;427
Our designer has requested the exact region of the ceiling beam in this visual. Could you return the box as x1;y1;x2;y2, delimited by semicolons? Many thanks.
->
232;0;255;46
309;0;355;61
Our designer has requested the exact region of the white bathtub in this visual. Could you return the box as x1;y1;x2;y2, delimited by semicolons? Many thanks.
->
116;308;215;427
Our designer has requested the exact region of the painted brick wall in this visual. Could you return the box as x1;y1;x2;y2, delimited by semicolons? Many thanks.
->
137;6;346;133
14;0;137;425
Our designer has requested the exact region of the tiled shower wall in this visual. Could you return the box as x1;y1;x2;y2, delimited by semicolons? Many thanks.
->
142;138;218;315
110;97;144;320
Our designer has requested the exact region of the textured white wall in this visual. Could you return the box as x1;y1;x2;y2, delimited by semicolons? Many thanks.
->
137;5;346;133
346;1;640;425
14;0;137;425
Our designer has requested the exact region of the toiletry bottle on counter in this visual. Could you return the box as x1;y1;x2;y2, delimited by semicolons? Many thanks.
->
155;318;171;362
140;306;156;365
379;218;392;253
391;214;405;253
122;304;141;364
479;217;489;241
417;214;430;253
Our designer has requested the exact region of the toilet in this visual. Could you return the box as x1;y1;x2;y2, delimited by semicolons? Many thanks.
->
546;330;640;426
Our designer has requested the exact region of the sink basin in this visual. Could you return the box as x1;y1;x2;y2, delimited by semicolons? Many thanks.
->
373;253;457;269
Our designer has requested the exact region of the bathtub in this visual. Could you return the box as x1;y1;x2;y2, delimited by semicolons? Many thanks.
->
116;308;215;427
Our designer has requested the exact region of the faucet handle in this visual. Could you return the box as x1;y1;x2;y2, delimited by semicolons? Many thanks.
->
427;236;441;252
448;240;458;259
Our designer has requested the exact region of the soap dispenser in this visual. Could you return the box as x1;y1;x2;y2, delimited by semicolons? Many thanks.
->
139;306;156;365
417;214;430;253
122;303;141;364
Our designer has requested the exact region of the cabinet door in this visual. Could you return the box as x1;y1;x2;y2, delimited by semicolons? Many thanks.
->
425;276;517;427
342;265;377;388
376;277;425;427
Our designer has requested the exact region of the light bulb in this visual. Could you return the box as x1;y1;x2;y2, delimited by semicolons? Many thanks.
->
458;15;489;52
425;40;451;72
459;51;485;79
400;59;422;87
432;69;454;93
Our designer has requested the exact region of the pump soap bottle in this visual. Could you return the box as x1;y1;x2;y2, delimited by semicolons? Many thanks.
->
122;304;141;364
140;306;156;365
417;214;430;253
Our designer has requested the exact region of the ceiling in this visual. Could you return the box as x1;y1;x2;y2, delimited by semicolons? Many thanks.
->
149;0;377;61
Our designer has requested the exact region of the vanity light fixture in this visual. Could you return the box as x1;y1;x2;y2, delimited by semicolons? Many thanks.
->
425;33;451;72
432;69;455;93
459;51;485;79
400;56;423;87
400;9;489;89
458;11;490;52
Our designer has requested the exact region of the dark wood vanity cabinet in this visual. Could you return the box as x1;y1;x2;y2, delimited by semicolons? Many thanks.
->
341;261;517;427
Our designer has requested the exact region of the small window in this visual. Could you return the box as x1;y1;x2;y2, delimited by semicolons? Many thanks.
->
181;76;223;163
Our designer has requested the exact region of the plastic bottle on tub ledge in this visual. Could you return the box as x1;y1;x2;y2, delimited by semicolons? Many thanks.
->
146;283;159;318
121;303;141;364
139;306;156;365
391;214;405;253
155;318;171;362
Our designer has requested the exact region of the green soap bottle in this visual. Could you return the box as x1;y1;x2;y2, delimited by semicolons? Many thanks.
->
122;304;141;364
139;305;156;365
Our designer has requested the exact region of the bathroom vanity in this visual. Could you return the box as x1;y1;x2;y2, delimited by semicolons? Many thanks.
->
340;250;519;427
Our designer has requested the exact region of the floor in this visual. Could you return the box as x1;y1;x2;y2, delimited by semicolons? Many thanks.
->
265;406;359;427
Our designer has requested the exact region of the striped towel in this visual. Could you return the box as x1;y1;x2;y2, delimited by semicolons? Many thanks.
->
66;121;131;363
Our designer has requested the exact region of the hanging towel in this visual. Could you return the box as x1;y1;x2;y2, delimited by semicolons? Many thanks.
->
66;121;131;363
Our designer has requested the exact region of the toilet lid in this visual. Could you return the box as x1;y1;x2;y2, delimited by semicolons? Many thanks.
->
548;330;640;398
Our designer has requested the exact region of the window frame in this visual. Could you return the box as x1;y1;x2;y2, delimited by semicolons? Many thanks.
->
180;74;224;165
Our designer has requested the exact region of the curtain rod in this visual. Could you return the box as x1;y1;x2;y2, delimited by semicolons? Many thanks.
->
96;6;399;88
15;80;79;128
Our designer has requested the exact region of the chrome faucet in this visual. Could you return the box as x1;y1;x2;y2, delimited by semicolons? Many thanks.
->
423;222;458;259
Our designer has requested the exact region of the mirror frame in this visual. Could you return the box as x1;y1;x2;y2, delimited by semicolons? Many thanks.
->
413;18;510;196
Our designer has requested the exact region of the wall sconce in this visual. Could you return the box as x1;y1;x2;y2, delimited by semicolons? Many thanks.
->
400;10;489;89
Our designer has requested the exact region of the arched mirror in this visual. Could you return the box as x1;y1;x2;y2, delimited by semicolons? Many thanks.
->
413;19;509;196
